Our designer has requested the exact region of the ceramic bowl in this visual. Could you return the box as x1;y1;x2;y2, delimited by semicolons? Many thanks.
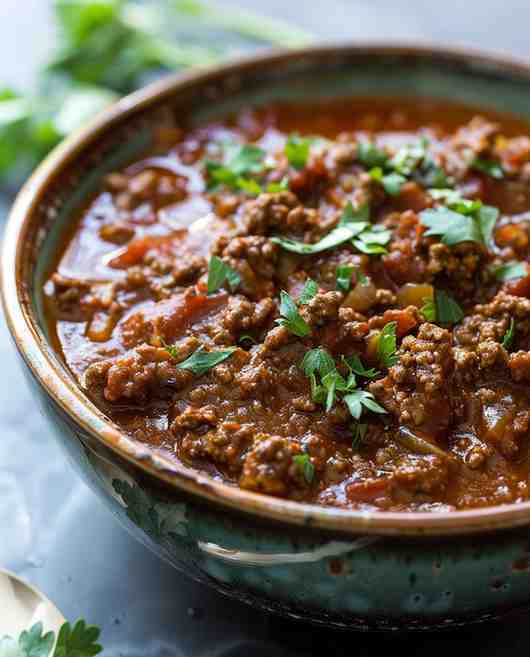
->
5;45;530;630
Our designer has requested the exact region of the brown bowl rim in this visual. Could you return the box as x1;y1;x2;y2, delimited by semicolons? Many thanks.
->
5;42;530;536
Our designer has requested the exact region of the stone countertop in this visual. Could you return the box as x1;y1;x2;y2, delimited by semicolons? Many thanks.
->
2;2;530;655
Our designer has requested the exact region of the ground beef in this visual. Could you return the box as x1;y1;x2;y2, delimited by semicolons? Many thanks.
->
370;323;454;437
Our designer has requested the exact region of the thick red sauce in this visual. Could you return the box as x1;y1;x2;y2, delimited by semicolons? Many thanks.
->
45;97;530;512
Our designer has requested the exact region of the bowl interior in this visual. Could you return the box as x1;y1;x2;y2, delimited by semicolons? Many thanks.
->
10;46;530;535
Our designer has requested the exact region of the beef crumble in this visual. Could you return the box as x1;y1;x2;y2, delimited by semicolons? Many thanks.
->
45;98;530;512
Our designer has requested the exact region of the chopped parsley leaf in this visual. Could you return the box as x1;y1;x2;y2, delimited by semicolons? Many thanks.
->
419;203;498;248
176;346;237;376
420;296;437;322
377;321;398;368
205;142;265;193
357;141;388;168
293;453;315;483
301;347;336;378
472;157;504;179
336;264;355;292
343;390;387;420
435;289;464;325
276;290;311;337
266;177;289;193
285;134;312;169
343;353;379;379
352;423;368;450
207;255;241;294
493;261;527;282
502;318;515;350
271;201;368;254
299;279;318;304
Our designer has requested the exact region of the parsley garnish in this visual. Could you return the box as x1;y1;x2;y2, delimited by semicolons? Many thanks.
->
207;256;241;294
493;261;527;282
299;279;318;304
205;142;265;194
435;290;464;325
266;177;289;193
357;141;388;168
377;322;398;368
301;347;336;378
343;390;386;420
293;453;315;483
353;224;392;255
502;317;515;350
420;203;498;248
472;157;504;179
420;296;437;322
369;167;407;196
0;620;102;657
276;290;311;337
271;201;369;254
352;423;368;449
285;134;312;169
336;264;355;292
175;346;236;375
343;353;379;379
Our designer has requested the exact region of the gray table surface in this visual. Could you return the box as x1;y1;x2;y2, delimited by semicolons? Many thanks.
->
3;2;530;655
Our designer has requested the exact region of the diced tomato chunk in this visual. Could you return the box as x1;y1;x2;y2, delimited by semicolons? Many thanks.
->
346;478;390;503
505;269;530;298
108;232;185;269
381;308;418;337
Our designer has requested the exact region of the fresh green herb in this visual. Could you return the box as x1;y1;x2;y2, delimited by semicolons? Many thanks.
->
417;155;450;188
381;171;407;196
293;453;315;484
502;318;515;350
301;347;336;378
235;176;262;196
271;202;368;254
266;177;289;193
336;264;355;292
420;296;437;322
0;0;310;186
176;346;237;375
356;268;368;285
54;620;102;657
419;204;498;248
206;143;265;193
429;188;482;215
343;354;379;379
492;261;527;282
276;290;311;337
377;321;398;368
435;289;464;325
353;224;392;255
285;134;312;169
357;141;388;168
472;157;504;179
351;423;368;449
390;138;428;175
369;167;407;196
207;255;241;294
0;620;102;657
239;334;257;345
161;338;180;360
343;390;387;420
298;279;318;304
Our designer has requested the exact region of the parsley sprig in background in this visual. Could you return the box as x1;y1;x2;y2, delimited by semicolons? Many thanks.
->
0;620;101;657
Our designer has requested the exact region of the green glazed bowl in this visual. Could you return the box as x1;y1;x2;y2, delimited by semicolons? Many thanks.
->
5;44;530;631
